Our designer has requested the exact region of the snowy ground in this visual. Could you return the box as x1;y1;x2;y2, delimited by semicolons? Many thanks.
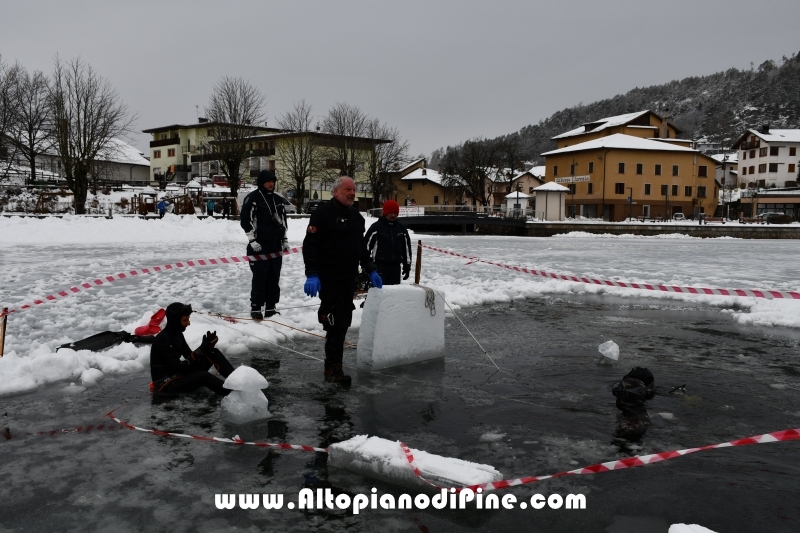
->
1;214;799;396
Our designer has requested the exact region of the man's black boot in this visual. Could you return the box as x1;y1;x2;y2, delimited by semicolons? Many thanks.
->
250;304;263;320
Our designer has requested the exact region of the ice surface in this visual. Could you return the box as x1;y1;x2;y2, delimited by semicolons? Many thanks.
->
222;365;269;391
357;285;445;371
328;435;502;490
598;340;619;361
669;525;717;533
220;389;271;424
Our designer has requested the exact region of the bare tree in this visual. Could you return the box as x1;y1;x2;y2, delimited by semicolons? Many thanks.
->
9;67;53;186
0;57;22;180
321;102;369;181
49;57;135;214
204;76;266;196
364;118;409;205
441;138;500;206
275;100;322;206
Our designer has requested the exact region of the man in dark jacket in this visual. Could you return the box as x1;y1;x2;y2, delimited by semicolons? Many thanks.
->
241;169;290;319
150;302;234;395
302;176;382;386
365;200;412;285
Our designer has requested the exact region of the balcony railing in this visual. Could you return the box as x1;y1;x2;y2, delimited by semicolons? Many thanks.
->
150;137;180;148
740;140;760;151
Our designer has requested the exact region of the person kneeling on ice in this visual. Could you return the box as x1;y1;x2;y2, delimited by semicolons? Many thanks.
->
150;302;234;395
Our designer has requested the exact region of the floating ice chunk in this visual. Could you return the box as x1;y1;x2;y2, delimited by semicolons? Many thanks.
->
63;382;86;393
80;368;104;386
598;340;619;362
357;286;445;371
479;432;506;442
328;435;502;491
223;365;269;391
220;365;271;424
669;524;718;533
658;412;675;420
220;390;271;424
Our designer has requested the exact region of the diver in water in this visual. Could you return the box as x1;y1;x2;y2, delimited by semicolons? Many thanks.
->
612;367;655;441
150;302;234;395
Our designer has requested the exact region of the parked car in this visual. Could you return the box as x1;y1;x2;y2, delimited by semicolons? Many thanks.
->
306;200;328;213
672;213;686;221
283;202;298;214
757;212;793;224
211;175;229;187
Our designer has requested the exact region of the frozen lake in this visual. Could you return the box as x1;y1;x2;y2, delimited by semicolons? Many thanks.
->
1;217;800;531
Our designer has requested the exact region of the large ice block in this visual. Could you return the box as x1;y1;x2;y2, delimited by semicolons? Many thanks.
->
328;435;502;491
220;365;270;424
357;285;445;371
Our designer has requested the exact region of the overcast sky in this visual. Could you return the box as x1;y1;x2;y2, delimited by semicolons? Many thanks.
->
2;1;799;158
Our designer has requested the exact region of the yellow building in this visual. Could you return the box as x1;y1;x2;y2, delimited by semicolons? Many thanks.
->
541;134;720;221
553;110;681;149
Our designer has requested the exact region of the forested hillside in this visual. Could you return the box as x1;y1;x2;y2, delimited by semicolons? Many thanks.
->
430;51;800;166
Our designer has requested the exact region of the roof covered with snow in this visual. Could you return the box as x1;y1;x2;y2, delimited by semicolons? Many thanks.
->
733;129;800;148
534;182;570;192
505;191;532;199
711;152;738;164
551;110;673;140
541;133;699;156
401;167;445;185
97;139;150;166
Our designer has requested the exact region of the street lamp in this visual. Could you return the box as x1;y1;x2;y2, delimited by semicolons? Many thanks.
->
627;186;633;221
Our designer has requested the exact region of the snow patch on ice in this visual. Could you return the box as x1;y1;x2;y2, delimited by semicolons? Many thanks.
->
669;524;718;533
479;432;507;442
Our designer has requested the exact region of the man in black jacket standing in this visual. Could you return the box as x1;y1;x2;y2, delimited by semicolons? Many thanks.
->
365;200;412;285
150;302;235;395
302;176;382;386
241;169;290;319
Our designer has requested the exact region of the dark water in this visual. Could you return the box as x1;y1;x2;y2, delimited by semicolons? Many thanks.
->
2;294;799;532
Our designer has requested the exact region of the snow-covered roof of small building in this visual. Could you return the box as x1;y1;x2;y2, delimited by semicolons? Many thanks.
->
97;139;150;166
552;111;655;140
186;179;202;189
711;152;738;163
141;186;157;194
395;157;425;173
534;182;569;192
541;133;698;156
401;167;445;185
505;191;532;199
733;129;800;148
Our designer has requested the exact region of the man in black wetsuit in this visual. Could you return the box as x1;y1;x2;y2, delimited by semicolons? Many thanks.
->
241;169;290;319
365;199;412;285
150;302;234;395
302;176;382;386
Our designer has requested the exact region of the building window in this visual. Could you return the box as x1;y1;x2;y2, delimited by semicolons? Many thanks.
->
742;167;747;175
672;165;679;176
553;165;558;176
654;164;662;176
684;186;692;197
742;151;747;160
433;195;439;204
789;164;796;173
697;186;707;198
749;165;755;174
768;163;778;172
269;160;276;172
160;134;167;140
618;162;625;174
644;184;651;195
153;150;161;158
759;164;767;173
615;183;624;194
529;187;536;193
636;163;643;175
759;147;768;157
167;148;175;157
643;205;650;218
587;183;593;194
661;184;668;196
588;161;594;173
790;147;796;156
770;146;779;156
671;185;678;196
568;184;576;194
407;182;413;190
698;165;707;177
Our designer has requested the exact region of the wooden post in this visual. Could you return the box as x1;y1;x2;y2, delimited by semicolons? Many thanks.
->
414;240;422;285
0;308;8;358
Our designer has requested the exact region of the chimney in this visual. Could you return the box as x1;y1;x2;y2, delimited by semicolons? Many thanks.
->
661;108;670;139
422;168;427;176
198;117;208;123
244;119;251;125
761;123;770;134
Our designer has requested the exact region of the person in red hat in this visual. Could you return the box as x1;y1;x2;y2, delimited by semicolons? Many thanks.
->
365;199;412;285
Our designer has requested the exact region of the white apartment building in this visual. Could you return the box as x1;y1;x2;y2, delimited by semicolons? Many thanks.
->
732;126;800;189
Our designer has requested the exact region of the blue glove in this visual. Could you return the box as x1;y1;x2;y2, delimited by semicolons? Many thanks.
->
304;275;321;297
368;270;383;289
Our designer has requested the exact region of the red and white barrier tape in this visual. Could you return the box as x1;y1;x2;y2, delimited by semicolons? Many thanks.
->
423;245;800;301
401;426;800;493
0;247;303;318
106;412;327;453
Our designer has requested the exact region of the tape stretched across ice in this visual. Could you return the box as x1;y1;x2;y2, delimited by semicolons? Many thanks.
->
357;285;445;371
328;435;502;490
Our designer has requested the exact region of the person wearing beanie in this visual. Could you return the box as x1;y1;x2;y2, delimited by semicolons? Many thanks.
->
149;302;235;395
240;169;291;319
365;199;412;285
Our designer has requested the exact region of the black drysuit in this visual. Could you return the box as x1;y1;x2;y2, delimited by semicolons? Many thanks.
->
240;188;289;310
302;198;376;369
150;323;234;395
365;216;412;285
